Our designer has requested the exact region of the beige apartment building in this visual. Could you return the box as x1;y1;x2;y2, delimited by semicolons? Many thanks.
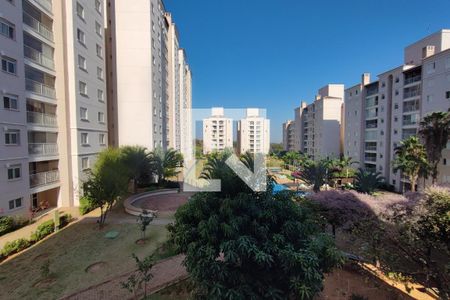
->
0;0;108;216
202;107;233;154
282;120;295;151
105;0;192;159
292;84;344;160
237;108;270;155
344;30;450;192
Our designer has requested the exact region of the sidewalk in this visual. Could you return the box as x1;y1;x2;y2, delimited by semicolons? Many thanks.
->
0;207;82;248
60;254;188;300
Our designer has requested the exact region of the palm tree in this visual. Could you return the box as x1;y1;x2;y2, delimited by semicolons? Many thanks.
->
419;111;450;184
121;146;151;193
149;148;184;185
298;160;329;192
337;156;357;178
354;168;384;195
392;136;429;192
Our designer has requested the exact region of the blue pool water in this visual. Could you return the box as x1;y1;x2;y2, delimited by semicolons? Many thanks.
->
272;183;310;197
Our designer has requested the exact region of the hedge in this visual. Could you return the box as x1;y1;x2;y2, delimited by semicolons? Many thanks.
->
0;216;15;236
1;238;31;258
79;196;97;215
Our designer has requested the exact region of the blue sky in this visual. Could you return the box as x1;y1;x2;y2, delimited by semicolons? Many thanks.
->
164;0;450;143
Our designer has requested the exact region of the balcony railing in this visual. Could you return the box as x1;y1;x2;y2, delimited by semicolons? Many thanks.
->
27;111;57;127
26;79;56;99
365;145;377;151
24;45;55;70
23;12;53;41
403;89;421;99
28;143;58;156
404;75;421;85
364;156;377;162
35;0;53;13
30;170;59;188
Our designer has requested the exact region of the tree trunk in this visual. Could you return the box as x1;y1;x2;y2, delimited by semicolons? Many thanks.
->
332;225;336;238
410;177;416;192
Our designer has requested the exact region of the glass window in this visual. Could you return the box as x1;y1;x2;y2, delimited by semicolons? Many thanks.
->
78;55;86;70
81;157;89;170
76;2;85;19
80;107;88;120
97;89;104;102
5;130;20;145
95;0;102;14
7;165;21;180
96;44;103;58
95;22;102;37
1;57;17;74
0;19;14;39
98;112;104;123
77;29;85;44
79;81;87;95
3;95;18;110
81;133;89;145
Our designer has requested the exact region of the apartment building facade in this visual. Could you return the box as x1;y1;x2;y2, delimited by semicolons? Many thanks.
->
202;107;233;154
293;84;344;160
0;0;108;216
344;30;450;191
282;120;295;151
237;108;270;155
106;0;192;160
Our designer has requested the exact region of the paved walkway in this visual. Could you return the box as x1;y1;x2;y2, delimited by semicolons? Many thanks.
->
0;207;81;248
60;254;188;300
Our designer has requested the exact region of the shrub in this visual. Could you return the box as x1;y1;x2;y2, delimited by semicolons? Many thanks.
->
1;238;31;258
0;216;15;236
30;220;54;242
79;196;97;215
60;213;72;227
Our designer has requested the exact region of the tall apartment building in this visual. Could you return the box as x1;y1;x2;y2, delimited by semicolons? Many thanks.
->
344;30;450;191
0;0;108;216
202;107;233;154
237;108;270;154
106;0;192;159
282;120;295;151
293;84;344;160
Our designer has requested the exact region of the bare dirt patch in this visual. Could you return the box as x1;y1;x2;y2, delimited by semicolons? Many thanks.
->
33;277;56;288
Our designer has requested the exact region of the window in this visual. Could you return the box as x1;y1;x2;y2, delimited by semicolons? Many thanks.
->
97;89;104;102
97;67;103;80
0;19;14;39
76;2;85;20
81;157;89;170
98;111;105;123
95;22;102;37
95;0;102;14
80;107;88;120
96;44;103;58
5;130;20;145
99;133;106;145
81;133;89;145
8;198;22;210
427;95;433;102
7;164;21;180
444;158;447;166
446;91;450;99
79;81;87;96
3;95;18;110
426;62;436;74
77;29;85;45
394;103;399;110
78;55;87;70
1;57;16;74
395;77;399;83
153;107;156;116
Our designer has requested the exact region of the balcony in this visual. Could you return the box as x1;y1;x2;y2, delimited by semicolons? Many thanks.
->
28;143;58;156
404;75;421;86
30;170;59;188
24;45;55;70
34;0;53;13
27;111;57;127
23;12;53;41
26;79;56;99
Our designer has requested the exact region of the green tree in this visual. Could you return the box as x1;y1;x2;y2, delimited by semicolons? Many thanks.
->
121;145;152;193
169;191;343;299
419;111;450;184
121;253;154;298
354;168;384;195
298;160;329;192
200;150;253;197
137;210;154;240
392;136;429;192
149;147;184;185
82;148;129;228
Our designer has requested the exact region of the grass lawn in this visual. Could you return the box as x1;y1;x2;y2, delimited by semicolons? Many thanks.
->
0;219;170;300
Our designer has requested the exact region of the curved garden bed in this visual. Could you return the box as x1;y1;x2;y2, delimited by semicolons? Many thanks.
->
123;189;179;216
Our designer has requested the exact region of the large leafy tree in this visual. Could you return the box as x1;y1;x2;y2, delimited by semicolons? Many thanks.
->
121;145;152;193
392;136;429;192
419;111;450;184
354;168;384;195
82;148;129;228
169;191;343;299
149;147;184;184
